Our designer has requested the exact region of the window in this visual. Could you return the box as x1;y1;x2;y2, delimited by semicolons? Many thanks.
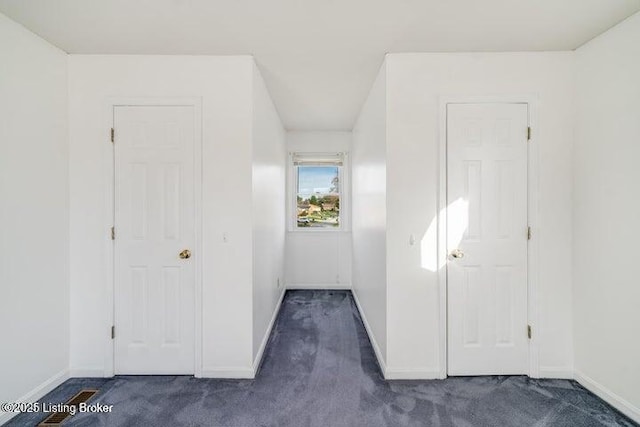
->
292;153;344;229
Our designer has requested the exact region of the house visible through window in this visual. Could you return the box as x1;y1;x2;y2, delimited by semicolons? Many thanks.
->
293;153;343;229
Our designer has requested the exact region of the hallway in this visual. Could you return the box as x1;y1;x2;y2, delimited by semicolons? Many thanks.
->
7;291;635;426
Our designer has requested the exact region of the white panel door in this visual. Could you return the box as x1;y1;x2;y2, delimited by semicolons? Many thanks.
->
447;103;529;376
114;105;195;374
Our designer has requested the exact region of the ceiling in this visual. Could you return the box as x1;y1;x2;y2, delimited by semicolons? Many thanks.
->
1;0;639;131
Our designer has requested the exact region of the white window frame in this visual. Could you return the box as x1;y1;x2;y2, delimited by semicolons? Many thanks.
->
288;152;349;232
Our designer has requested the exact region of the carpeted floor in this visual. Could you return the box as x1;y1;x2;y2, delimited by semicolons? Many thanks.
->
6;290;637;427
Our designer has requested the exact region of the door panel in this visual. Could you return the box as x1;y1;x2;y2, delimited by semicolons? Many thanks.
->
114;105;195;374
447;103;529;376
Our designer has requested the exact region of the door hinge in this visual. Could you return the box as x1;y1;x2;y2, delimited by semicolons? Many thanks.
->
111;226;115;240
110;128;115;143
527;325;532;339
527;126;532;141
111;326;115;339
527;226;532;240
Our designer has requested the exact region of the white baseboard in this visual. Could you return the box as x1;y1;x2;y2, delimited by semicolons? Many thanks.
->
253;288;286;376
385;368;441;380
351;289;387;378
200;367;255;379
538;366;574;379
0;369;69;425
287;283;352;290
69;367;108;378
574;370;640;424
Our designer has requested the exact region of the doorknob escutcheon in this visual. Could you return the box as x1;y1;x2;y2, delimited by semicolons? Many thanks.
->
179;249;192;259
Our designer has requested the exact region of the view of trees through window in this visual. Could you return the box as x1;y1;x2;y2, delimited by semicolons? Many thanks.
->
296;166;340;228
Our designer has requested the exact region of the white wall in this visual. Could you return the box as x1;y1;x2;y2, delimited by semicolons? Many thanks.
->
0;12;69;421
574;12;640;422
285;131;352;288
385;53;575;378
68;55;256;377
352;62;388;369
251;63;286;367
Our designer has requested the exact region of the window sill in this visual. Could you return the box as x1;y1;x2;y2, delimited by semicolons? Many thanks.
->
287;228;351;234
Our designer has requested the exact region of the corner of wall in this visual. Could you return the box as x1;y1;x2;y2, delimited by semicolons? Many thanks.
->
574;370;640;423
351;60;389;371
252;287;286;376
0;10;71;411
351;289;387;378
571;10;640;422
249;56;286;370
0;369;70;425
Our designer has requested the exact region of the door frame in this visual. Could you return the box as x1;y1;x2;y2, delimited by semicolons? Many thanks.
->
437;96;540;379
103;97;203;377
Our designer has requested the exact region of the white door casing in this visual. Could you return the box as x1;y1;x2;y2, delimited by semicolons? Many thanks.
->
114;105;196;374
446;103;529;376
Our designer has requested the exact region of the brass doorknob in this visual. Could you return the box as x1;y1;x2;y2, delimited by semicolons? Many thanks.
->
179;249;192;259
450;249;465;259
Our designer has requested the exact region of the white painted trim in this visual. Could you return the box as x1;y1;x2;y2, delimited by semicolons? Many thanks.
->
575;370;640;424
525;97;541;379
437;98;448;380
286;283;352;290
105;97;204;377
351;289;387;378
286;230;353;235
437;96;540;379
193;99;204;379
286;151;351;233
201;367;255;379
69;368;107;378
253;288;286;375
103;100;115;377
385;368;441;380
0;369;69;425
538;366;574;379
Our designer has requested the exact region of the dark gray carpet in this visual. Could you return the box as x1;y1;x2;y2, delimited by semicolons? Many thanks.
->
5;290;637;427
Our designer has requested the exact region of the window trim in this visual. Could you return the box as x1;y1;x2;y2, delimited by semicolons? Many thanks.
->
288;152;349;232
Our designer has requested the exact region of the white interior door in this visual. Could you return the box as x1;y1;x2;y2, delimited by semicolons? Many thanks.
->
114;105;195;375
446;103;529;376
